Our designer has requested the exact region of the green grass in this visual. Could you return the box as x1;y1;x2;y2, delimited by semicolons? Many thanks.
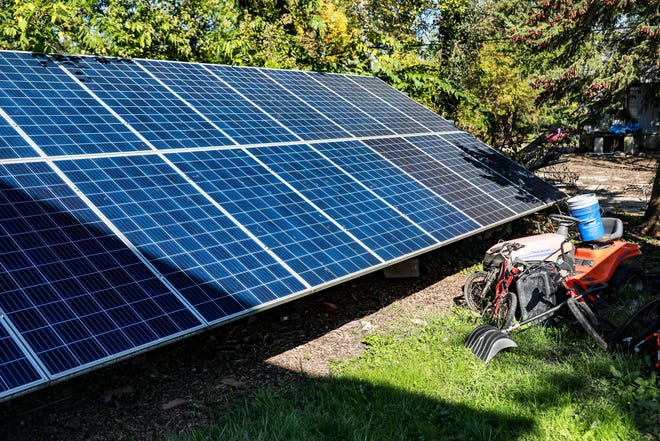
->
177;309;658;441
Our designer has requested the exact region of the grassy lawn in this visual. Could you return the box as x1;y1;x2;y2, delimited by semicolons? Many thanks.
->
177;307;658;441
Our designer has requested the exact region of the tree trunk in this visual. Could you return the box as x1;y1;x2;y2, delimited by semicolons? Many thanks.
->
640;162;660;238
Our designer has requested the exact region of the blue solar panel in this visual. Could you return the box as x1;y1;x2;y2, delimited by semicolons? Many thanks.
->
0;161;202;386
168;149;382;286
139;59;299;146
0;117;38;159
56;55;234;150
363;137;519;226
57;155;308;323
207;64;352;141
441;132;566;202
305;73;431;135
348;75;458;132
0;52;146;156
251;143;439;260
261;70;395;138
312;140;480;240
408;135;546;214
0;50;564;401
0;320;45;399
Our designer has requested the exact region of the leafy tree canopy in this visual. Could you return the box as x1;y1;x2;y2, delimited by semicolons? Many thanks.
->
511;0;659;126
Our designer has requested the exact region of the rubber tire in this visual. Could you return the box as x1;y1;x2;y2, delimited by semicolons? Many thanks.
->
463;270;496;314
612;294;660;351
567;298;608;350
609;266;648;293
491;291;517;330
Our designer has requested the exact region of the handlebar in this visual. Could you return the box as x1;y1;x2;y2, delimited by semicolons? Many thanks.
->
490;241;525;255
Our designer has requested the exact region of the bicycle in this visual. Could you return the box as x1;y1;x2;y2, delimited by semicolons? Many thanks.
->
463;241;525;329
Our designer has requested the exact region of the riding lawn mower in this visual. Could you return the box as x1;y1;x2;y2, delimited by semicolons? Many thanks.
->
464;208;647;363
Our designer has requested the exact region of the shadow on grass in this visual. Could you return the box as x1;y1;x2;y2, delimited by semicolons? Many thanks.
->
197;374;536;441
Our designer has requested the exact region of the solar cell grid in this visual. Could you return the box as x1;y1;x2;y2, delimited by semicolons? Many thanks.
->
0;161;202;380
57;56;234;150
0;116;38;160
139;60;299;146
364;137;516;226
206;64;352;141
408;135;544;214
57;155;308;323
252;143;439;260
261;70;394;138
169;149;382;286
348;75;458;132
311;74;430;135
0;52;145;156
442;132;565;203
0;320;44;398
313;140;480;240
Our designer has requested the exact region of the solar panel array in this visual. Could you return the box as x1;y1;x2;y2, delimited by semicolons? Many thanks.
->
0;50;564;400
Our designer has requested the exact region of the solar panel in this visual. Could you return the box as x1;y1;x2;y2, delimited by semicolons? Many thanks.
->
0;50;564;401
348;75;459;132
261;70;395;138
207;64;353;141
0;118;37;160
140;59;299;145
303;73;432;135
168;149;381;287
56;55;235;150
0;52;147;156
0;161;203;396
0;320;45;399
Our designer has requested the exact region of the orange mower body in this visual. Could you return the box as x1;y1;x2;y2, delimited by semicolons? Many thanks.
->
572;240;642;286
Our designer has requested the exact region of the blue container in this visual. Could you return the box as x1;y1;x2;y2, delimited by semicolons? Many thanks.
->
567;194;604;241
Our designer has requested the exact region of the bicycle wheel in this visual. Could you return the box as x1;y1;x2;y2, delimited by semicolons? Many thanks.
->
612;294;660;351
491;291;517;330
463;270;496;314
567;297;608;350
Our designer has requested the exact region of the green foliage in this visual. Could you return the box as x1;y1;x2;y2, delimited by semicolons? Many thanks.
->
0;0;94;53
457;42;539;151
511;0;660;126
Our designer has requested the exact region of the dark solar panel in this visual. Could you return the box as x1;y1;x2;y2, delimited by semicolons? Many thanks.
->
308;73;431;135
57;155;308;323
0;52;146;156
364;137;517;226
56;55;235;150
312;140;480;240
0;50;564;401
0;161;202;381
207;64;352;141
262;70;395;138
140;60;299;145
441;132;565;203
251;143;438;260
408;135;546;214
348;75;458;132
0;118;37;159
168;149;381;287
0;321;44;399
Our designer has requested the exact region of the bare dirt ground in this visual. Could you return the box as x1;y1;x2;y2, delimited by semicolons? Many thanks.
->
0;153;657;441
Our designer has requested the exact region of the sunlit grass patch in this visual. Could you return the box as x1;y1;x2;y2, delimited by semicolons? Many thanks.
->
181;310;658;441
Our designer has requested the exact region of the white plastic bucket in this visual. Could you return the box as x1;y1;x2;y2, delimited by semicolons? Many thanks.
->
567;194;604;241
